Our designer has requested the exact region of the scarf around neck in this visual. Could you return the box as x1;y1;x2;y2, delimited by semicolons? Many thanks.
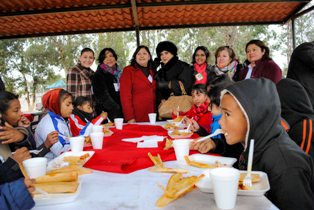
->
72;107;94;123
189;101;210;122
214;60;238;78
99;63;122;80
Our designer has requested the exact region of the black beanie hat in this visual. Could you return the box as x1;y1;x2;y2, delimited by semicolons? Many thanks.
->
156;41;178;58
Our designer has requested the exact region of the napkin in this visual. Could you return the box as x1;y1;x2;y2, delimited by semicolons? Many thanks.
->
122;135;165;143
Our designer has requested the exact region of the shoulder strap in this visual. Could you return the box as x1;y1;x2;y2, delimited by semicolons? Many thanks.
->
178;81;187;95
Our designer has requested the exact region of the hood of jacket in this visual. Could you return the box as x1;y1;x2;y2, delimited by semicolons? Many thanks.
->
276;78;314;127
221;78;284;162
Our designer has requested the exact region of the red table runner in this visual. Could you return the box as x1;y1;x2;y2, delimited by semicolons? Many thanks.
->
84;124;199;174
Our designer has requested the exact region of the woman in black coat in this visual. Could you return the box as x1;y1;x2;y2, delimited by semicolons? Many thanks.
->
92;48;123;120
155;41;194;106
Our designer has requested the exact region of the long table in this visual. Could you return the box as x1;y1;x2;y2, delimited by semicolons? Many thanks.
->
33;122;279;210
33;161;278;210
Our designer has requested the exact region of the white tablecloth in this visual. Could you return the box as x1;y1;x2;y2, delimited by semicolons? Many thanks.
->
33;160;278;210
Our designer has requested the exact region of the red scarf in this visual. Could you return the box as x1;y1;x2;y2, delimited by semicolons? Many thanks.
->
42;88;62;116
187;101;210;122
194;63;207;85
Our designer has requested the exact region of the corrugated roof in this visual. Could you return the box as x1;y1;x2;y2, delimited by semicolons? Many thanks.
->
0;0;310;39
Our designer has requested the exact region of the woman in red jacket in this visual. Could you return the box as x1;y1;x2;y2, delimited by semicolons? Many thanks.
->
236;39;282;83
120;46;156;122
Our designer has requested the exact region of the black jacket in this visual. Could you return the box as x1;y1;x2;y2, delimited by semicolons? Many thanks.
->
92;66;123;120
156;57;194;104
277;78;314;157
287;41;314;109
225;78;314;210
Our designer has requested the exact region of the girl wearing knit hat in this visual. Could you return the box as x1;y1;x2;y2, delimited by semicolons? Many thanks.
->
155;41;194;114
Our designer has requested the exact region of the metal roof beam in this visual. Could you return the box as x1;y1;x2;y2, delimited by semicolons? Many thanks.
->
137;0;310;7
0;3;131;17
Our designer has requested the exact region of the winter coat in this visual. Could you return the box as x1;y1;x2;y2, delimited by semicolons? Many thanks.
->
35;112;71;160
237;59;282;83
156;57;194;104
0;178;35;210
69;108;105;137
92;65;123;120
224;78;314;210
277;78;314;158
120;65;156;122
287;41;314;109
66;63;94;100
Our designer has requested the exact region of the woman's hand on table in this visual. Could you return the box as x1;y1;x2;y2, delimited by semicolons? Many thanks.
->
190;139;216;153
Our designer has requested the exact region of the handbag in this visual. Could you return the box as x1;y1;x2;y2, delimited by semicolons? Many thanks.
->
158;81;193;118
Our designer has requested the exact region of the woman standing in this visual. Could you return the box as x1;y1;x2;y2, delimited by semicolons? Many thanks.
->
120;46;156;122
192;46;211;85
209;46;238;80
155;41;194;105
236;39;282;83
66;48;95;100
92;48;123;120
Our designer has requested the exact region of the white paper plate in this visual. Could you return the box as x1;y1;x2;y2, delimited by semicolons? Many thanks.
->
34;181;81;206
196;170;270;196
189;154;237;167
47;151;95;170
168;130;193;139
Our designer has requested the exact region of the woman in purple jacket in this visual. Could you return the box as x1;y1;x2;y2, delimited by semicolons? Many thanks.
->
236;39;282;83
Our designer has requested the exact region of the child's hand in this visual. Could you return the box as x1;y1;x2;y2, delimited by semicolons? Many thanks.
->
100;111;108;119
44;131;59;148
24;177;35;197
128;119;136;123
12;147;31;164
18;115;31;127
190;139;216;153
0;125;25;144
185;118;199;132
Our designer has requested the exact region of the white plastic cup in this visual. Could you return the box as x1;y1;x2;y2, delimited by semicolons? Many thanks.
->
210;167;240;209
148;113;157;124
172;139;191;164
92;125;103;133
69;136;84;152
90;132;104;149
23;157;47;179
114;118;124;130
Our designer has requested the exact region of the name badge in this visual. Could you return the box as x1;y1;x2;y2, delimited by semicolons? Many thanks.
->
114;83;120;92
195;73;203;81
148;75;153;83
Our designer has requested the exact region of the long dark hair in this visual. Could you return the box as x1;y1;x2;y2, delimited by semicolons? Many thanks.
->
73;96;92;107
192;46;210;64
98;48;118;64
130;45;153;67
245;39;271;61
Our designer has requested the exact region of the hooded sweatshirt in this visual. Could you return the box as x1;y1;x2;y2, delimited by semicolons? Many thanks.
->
277;78;314;157
222;78;314;210
287;41;314;109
